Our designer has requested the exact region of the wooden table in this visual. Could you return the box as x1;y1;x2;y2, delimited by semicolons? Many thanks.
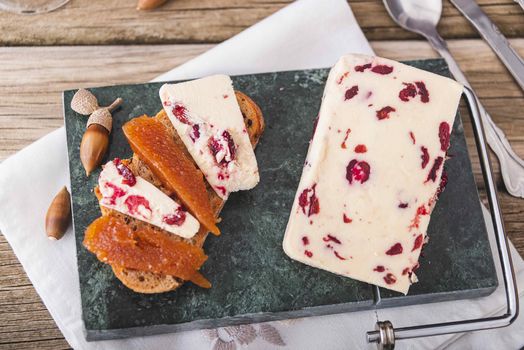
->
0;1;522;348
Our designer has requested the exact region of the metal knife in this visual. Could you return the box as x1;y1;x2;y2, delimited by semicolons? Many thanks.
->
450;0;524;92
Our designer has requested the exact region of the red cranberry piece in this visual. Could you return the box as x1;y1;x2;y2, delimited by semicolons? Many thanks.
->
399;83;417;102
439;122;451;151
385;243;403;255
371;65;393;75
223;94;229;99
415;81;429;103
104;183;126;205
412;234;424;251
346;159;371;184
209;137;223;158
222;130;236;160
113;158;136;186
163;208;187;226
298;184;320;217
374;265;385;272
172;104;191;124
376;106;396;120
308;185;320;216
421;146;430;169
409;131;416;144
298;188;310;215
398;202;408;208
302;236;310;245
402;267;410;276
417;205;429;216
163;100;171;107
343;214;352;223
215;186;227;196
341;128;351;149
124;195;151;217
189;124;200;142
304;250;313;258
426;156;444;182
323;234;341;244
334;251;346;260
355;63;372;72
336;72;349;84
209;130;237;166
345;85;359;100
409;205;429;230
384;273;397;285
436;170;448;198
354;144;367;153
209;137;225;163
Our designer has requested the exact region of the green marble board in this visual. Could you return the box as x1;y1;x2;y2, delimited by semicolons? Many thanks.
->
64;59;497;341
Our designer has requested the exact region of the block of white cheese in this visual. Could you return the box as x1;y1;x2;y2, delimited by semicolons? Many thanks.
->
98;159;200;239
283;54;463;294
159;75;259;200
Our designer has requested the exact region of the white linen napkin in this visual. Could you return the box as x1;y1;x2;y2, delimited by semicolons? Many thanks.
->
0;0;522;349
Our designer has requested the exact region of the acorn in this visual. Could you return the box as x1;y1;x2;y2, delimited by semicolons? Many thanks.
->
137;0;168;10
80;124;110;176
45;187;71;241
71;89;123;176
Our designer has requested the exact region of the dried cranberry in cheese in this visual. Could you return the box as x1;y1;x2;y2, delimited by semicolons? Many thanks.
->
283;54;463;294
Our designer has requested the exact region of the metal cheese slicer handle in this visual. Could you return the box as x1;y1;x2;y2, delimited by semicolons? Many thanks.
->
366;87;519;349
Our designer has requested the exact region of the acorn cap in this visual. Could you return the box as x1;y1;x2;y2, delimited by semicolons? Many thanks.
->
87;108;112;132
71;89;99;115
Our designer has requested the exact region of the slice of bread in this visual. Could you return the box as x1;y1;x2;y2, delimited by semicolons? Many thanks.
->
99;91;264;293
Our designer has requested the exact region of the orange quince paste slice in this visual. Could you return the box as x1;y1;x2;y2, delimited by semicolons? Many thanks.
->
123;115;219;235
83;215;211;288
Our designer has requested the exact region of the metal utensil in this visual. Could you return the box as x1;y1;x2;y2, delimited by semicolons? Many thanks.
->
383;0;524;198
0;0;69;14
451;0;524;92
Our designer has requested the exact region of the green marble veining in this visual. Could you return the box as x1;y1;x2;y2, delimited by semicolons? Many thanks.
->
63;59;497;341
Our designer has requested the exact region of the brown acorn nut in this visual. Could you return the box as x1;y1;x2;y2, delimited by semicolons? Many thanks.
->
71;91;123;176
80;124;110;176
137;0;167;10
45;187;71;240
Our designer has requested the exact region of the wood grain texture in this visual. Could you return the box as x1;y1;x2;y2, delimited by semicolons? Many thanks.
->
0;40;523;348
0;0;522;46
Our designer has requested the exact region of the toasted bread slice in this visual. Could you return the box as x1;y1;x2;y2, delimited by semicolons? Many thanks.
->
104;91;264;293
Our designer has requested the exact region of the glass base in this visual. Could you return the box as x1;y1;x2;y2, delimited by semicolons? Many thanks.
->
0;0;70;14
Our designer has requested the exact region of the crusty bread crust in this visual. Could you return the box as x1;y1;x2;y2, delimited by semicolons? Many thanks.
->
101;91;264;293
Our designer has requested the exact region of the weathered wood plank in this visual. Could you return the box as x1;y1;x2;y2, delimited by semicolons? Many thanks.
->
0;0;522;46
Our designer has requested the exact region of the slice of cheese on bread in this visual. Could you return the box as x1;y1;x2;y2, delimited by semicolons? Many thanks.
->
94;91;264;293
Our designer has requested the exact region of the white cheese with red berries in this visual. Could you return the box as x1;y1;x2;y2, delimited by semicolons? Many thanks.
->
282;54;463;294
159;75;259;200
98;159;200;239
